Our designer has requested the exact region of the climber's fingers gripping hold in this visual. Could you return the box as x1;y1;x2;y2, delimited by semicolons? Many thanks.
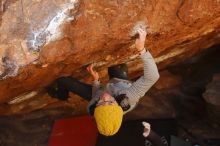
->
87;64;99;81
137;28;147;41
135;28;147;52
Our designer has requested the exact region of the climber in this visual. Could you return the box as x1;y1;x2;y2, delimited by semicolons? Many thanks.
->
47;27;160;136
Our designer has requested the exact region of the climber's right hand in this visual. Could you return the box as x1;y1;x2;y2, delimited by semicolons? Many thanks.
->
87;64;99;81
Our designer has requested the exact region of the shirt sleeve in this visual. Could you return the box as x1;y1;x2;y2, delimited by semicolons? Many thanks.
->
92;80;100;98
125;48;160;103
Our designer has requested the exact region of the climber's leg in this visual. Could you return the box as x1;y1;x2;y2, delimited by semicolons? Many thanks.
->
47;77;92;101
108;63;128;80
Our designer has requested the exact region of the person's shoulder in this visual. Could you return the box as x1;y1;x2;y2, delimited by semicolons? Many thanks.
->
109;78;132;84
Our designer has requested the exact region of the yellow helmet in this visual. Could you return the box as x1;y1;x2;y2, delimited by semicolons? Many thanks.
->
94;105;123;136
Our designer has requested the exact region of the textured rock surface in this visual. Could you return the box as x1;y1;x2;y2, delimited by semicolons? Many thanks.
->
203;73;220;106
0;0;220;109
203;73;220;124
154;70;182;90
125;70;181;120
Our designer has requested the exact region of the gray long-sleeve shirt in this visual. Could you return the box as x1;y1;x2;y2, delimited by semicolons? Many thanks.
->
87;49;160;114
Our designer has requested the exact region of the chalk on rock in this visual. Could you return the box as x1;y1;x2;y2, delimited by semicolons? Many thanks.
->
130;21;148;38
0;57;19;79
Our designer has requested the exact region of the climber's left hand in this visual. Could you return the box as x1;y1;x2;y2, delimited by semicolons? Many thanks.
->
135;28;147;52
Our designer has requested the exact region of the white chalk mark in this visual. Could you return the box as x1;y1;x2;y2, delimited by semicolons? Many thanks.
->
8;91;38;104
28;0;77;51
155;48;186;63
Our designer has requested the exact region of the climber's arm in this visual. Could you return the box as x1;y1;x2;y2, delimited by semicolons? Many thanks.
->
87;64;100;97
125;28;160;103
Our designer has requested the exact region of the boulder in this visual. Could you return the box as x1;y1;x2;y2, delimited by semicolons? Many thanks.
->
203;74;220;106
154;70;182;90
203;73;220;124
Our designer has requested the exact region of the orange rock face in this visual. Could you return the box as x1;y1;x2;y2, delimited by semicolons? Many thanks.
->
0;0;220;107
